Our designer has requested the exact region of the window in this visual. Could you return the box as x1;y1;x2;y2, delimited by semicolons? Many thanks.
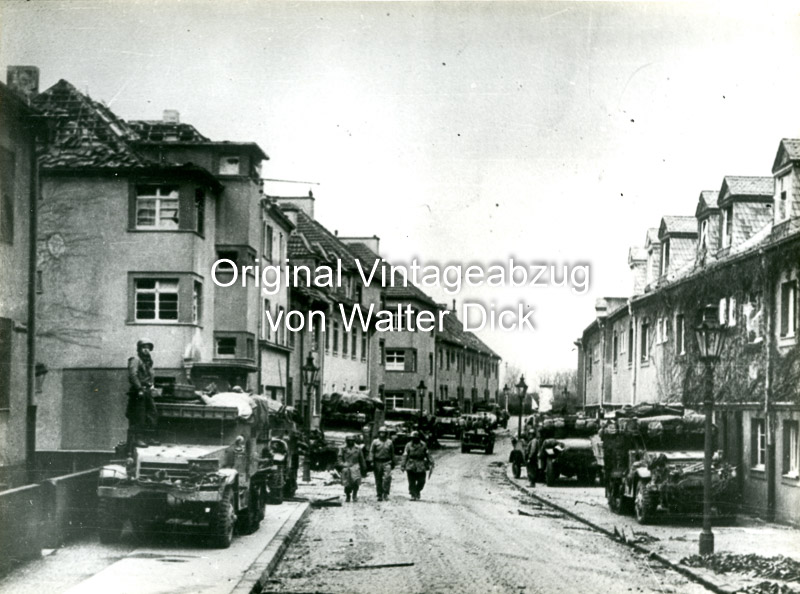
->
699;219;709;251
744;293;763;344
784;420;799;478
192;280;202;324
261;299;271;341
719;296;736;327
361;331;367;362
136;185;179;229
780;280;797;338
216;337;237;357
342;326;349;356
593;344;600;363
385;393;404;410
628;321;634;364
263;223;274;263
0;148;15;245
429;352;433;375
612;331;618;368
135;279;178;321
660;240;670;276
641;319;650;362
351;332;358;360
195;189;205;235
446;349;451;370
277;306;286;346
379;339;385;365
246;337;255;360
722;206;733;248
0;317;12;408
586;347;593;377
752;418;766;470
676;314;685;355
333;322;339;355
325;319;330;352
219;155;240;175
619;330;627;355
777;174;792;222
385;350;405;371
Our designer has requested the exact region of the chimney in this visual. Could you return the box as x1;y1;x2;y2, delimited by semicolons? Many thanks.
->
452;299;457;312
6;66;40;102
627;247;647;295
340;235;381;254
594;298;609;321
163;109;180;124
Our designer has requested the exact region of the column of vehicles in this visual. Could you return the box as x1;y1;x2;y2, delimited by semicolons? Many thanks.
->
520;404;739;525
97;389;300;548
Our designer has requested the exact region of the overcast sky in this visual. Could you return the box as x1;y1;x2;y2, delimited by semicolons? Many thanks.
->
2;1;799;384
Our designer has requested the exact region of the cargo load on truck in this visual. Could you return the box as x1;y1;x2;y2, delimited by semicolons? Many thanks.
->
534;413;601;485
600;403;737;524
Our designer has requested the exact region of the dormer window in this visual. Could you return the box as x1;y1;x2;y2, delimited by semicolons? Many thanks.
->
660;239;670;275
219;155;241;175
722;206;733;248
777;174;792;222
699;219;709;250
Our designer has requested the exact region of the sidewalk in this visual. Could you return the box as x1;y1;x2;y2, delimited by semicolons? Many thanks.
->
504;462;800;594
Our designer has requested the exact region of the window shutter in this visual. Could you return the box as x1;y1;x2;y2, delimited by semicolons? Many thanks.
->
404;349;417;372
0;149;15;244
0;317;12;408
781;283;790;336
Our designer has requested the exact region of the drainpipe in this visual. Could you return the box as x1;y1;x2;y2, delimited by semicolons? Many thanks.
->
763;251;776;522
26;121;39;482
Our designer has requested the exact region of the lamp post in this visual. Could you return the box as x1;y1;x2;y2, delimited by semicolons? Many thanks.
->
503;384;509;413
516;375;527;438
694;303;726;555
417;380;427;415
301;352;319;482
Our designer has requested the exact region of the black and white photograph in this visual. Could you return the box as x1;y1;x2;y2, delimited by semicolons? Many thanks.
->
0;1;799;592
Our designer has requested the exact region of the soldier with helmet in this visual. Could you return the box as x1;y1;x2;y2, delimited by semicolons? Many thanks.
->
336;434;367;502
126;338;159;450
368;426;395;501
401;430;434;501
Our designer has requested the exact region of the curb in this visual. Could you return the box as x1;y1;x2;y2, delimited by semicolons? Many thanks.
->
502;469;732;594
231;502;311;594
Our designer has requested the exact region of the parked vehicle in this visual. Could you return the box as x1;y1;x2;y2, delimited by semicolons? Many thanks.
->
434;405;461;439
601;404;738;524
97;393;275;548
384;407;436;453
461;426;495;454
534;413;600;486
473;402;509;429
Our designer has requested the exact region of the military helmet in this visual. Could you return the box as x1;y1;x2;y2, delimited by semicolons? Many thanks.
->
345;434;356;442
410;430;420;439
137;338;154;351
377;425;388;434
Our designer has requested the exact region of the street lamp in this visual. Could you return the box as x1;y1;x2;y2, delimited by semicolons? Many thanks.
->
694;303;726;555
503;384;509;413
417;380;427;415
516;375;527;438
301;352;319;482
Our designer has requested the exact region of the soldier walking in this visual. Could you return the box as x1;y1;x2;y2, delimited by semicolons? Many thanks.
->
126;338;159;450
368;426;395;501
525;429;540;487
401;431;434;500
337;434;367;502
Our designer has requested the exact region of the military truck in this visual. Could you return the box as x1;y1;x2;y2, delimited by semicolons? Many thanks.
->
601;404;737;524
434;404;461;439
460;416;495;454
535;414;600;486
97;394;278;548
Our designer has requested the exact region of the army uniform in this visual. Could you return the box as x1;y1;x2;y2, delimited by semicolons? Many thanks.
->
369;432;395;501
337;439;367;502
126;339;158;449
401;436;433;500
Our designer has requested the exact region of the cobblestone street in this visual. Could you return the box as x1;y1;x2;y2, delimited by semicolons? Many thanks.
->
268;435;708;594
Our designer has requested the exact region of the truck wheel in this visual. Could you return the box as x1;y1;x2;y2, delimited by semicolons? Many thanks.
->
486;444;494;455
237;486;263;535
98;498;124;544
461;444;469;453
210;489;236;548
282;477;297;499
608;483;624;514
634;483;655;525
545;459;556;486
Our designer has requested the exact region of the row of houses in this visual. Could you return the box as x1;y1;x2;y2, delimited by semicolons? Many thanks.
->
576;138;800;526
0;66;500;489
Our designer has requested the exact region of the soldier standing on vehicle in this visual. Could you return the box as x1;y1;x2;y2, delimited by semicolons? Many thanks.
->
401;431;434;501
525;430;540;487
337;434;367;502
368;426;395;501
127;338;159;450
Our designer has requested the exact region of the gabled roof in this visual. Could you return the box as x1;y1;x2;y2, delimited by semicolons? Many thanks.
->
628;246;647;264
695;190;719;217
644;228;660;249
32;79;147;169
282;207;359;272
659;215;698;238
718;175;773;204
772;138;800;173
437;306;500;358
127;120;209;143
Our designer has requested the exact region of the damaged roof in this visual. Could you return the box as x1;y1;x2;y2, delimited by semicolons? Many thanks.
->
282;206;359;272
127;120;210;143
32;79;147;170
